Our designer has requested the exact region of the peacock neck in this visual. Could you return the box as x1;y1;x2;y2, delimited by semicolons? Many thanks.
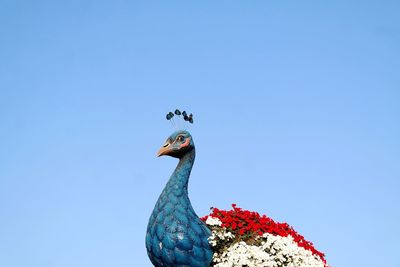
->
165;148;195;196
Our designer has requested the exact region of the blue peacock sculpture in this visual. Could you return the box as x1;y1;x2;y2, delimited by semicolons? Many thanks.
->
146;110;328;267
146;116;213;267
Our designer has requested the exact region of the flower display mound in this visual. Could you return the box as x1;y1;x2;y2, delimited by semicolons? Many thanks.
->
201;204;328;267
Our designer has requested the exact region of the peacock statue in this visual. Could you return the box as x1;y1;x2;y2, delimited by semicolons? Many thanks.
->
146;110;212;267
146;110;328;267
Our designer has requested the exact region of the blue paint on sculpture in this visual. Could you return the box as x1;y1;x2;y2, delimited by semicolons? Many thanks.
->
146;130;213;267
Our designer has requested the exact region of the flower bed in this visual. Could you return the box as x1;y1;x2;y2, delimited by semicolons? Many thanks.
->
201;204;328;267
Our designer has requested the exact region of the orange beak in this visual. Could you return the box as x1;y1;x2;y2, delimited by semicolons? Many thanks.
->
157;143;171;157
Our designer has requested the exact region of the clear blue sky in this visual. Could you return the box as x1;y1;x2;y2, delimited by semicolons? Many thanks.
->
0;1;399;266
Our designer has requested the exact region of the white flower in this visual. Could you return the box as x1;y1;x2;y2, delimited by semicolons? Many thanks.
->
210;230;326;267
206;216;222;226
208;226;235;247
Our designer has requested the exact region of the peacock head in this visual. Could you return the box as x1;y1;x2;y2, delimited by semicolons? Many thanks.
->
157;130;194;159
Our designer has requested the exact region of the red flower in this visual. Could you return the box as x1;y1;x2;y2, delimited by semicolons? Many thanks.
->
201;204;328;267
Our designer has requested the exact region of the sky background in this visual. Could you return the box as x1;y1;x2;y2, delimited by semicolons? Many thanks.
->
1;1;399;266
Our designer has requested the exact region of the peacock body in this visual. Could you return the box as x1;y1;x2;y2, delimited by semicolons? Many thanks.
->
146;130;213;267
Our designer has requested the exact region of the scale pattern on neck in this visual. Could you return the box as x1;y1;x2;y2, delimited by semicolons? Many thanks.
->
146;150;213;267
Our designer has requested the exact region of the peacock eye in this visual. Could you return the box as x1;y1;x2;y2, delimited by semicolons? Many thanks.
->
177;135;184;142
